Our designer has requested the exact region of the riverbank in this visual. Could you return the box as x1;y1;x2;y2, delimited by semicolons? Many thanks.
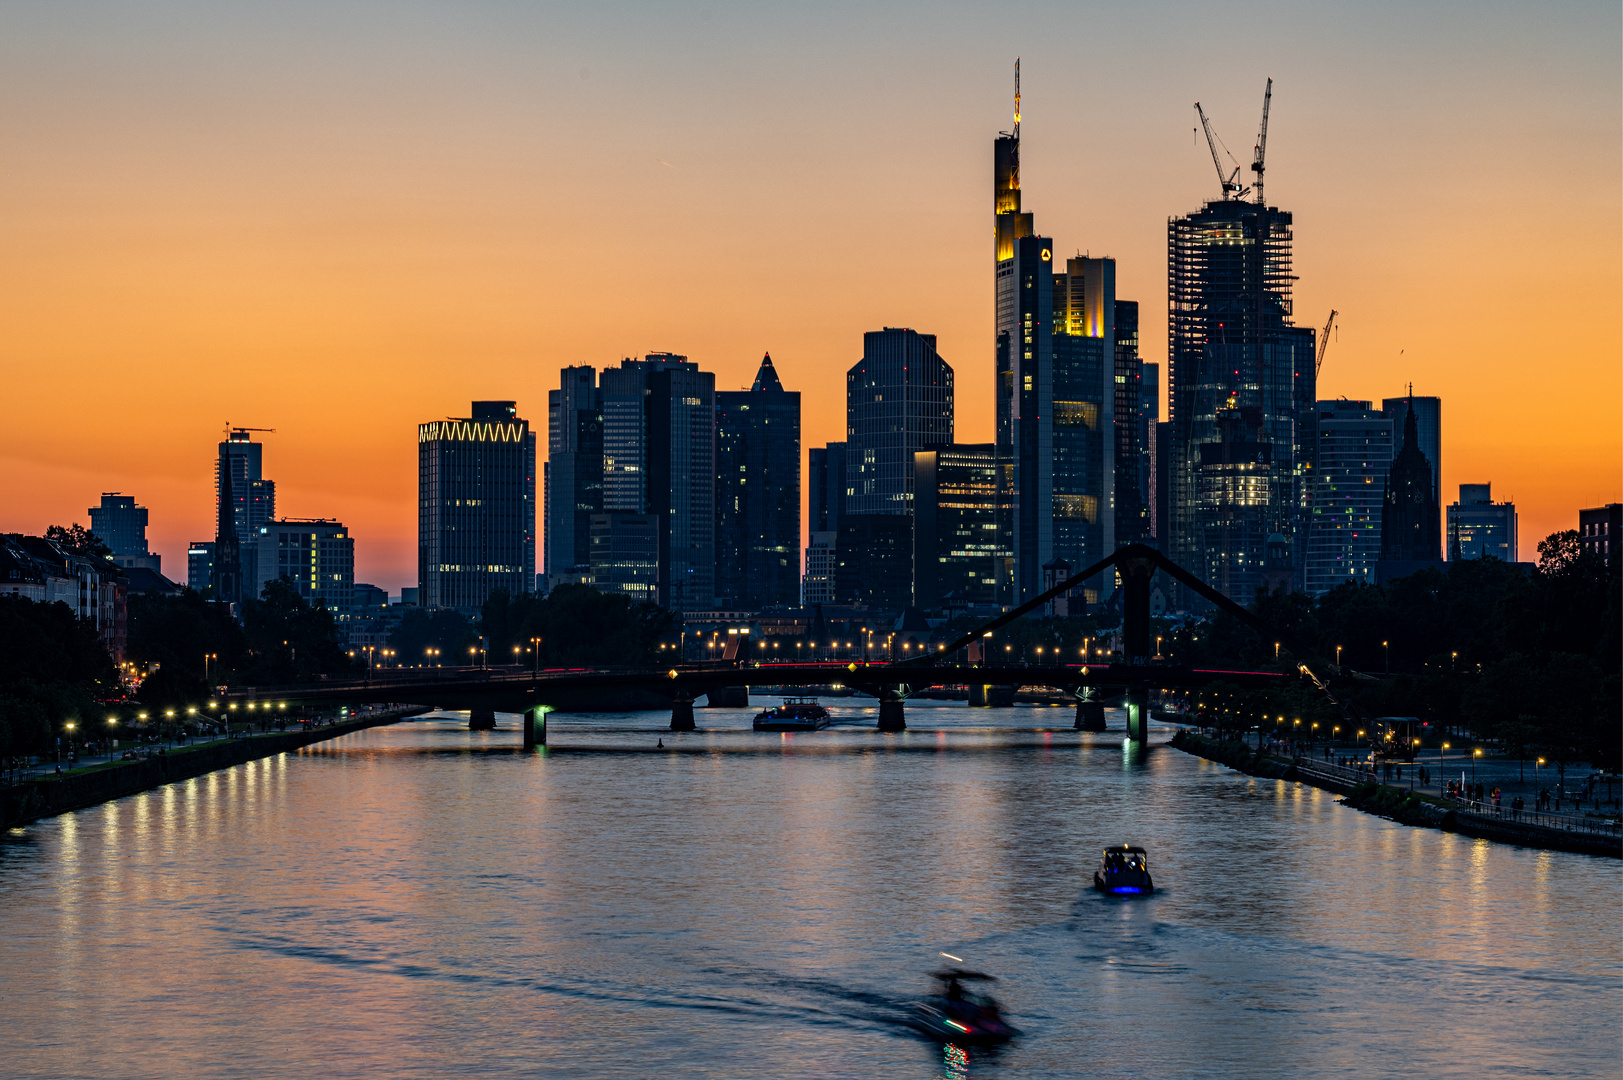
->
1169;729;1621;859
0;706;428;830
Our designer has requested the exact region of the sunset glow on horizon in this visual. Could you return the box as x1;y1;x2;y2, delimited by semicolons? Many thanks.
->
2;1;1617;588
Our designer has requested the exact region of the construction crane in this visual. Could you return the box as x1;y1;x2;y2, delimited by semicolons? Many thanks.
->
1314;309;1338;379
1251;77;1272;205
1194;101;1247;200
225;424;276;439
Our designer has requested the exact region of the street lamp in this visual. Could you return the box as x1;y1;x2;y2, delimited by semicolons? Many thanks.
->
203;652;218;683
106;716;118;763
1382;640;1390;675
530;637;542;675
1335;644;1343;668
1472;747;1482;797
63;720;76;763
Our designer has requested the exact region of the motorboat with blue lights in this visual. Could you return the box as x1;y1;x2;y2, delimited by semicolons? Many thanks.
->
1093;845;1154;895
752;697;831;732
909;969;1019;1046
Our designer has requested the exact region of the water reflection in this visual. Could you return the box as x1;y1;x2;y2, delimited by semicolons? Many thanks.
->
0;704;1617;1080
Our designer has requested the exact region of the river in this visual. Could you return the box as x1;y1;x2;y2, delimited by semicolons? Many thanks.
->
2;702;1618;1079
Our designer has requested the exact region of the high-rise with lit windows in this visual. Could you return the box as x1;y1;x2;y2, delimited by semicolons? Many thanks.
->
418;401;537;612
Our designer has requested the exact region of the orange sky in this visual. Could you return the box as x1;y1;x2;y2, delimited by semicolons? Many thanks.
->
2;2;1618;589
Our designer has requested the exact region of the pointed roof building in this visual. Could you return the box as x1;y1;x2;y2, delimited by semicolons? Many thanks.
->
1382;396;1441;562
750;353;784;393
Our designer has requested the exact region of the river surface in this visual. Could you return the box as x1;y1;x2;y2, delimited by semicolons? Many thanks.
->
2;702;1618;1079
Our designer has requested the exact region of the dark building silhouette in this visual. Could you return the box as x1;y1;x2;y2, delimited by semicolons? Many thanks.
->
846;328;953;516
544;366;603;586
835;515;912;611
1114;301;1149;544
715;354;801;610
211;440;242;609
1381;400;1441;562
809;442;847;534
418;401;537;612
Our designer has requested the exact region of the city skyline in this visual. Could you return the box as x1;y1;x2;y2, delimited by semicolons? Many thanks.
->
1;3;1618;588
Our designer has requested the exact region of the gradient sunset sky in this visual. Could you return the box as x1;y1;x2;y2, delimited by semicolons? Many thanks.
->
2;1;1618;590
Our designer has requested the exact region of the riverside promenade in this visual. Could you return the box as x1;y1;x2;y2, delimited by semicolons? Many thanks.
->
1170;729;1622;859
0;705;427;830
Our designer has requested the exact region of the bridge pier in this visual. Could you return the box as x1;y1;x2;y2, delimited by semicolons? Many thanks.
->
469;709;496;731
1074;689;1106;731
670;692;696;732
1125;687;1149;742
969;683;1014;708
877;689;906;732
523;706;546;749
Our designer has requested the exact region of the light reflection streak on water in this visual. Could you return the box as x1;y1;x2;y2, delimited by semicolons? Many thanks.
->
0;705;1617;1080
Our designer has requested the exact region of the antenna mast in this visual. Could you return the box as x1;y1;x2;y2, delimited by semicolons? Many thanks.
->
1010;58;1021;191
1251;77;1273;205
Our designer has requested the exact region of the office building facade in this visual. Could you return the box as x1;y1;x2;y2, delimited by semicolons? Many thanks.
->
1448;484;1517;562
187;541;215;593
588;512;659;603
715;354;801;610
253;519;354;613
913;443;1005;610
1579;504;1621;574
835;514;912;611
418;401;537;611
802;531;837;605
845;328;953;517
1304;400;1392;595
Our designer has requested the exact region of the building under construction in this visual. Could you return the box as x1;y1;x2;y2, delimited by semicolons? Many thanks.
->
1165;82;1317;603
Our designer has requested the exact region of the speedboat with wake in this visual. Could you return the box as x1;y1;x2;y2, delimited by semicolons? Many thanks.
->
908;967;1019;1046
1093;844;1154;895
752;697;831;731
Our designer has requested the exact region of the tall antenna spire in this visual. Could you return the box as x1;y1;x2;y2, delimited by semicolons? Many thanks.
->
1013;57;1021;140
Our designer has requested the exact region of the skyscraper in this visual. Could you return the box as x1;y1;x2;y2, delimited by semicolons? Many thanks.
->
90;493;161;573
211;440;242;608
991;77;1118;606
1113;301;1150;545
544;366;603;582
1381;399;1442;564
1166;193;1316;602
1305;400;1393;595
1448;484;1518;562
845;328;953;516
548;354;718;610
715;354;801;610
217;428;277;591
418;401;537;611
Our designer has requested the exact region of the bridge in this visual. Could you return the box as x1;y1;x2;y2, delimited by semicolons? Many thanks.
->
223;545;1322;747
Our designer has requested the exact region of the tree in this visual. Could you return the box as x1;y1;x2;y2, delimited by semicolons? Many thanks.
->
390;606;479;665
486;585;676;670
237;578;356;684
44;523;113;561
0;595;118;759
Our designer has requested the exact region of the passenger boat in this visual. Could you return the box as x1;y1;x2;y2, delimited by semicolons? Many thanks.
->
752;697;831;731
1092;844;1154;895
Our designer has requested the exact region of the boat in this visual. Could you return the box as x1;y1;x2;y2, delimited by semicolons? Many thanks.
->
753;697;831;731
908;968;1019;1046
1092;844;1154;895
